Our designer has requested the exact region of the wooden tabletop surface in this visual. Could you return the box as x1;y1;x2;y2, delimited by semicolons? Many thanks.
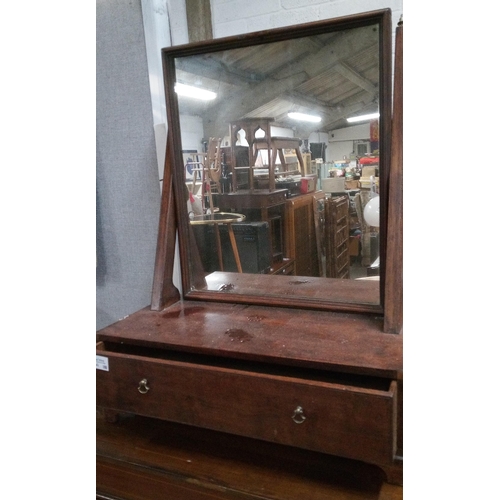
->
97;301;402;379
97;410;402;500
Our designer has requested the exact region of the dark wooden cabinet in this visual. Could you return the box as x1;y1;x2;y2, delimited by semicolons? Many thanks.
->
284;191;323;276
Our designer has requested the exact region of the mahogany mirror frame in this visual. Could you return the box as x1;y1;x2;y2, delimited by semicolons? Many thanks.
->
152;9;402;334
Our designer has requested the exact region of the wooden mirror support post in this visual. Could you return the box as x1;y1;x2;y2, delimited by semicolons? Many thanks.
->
151;131;180;310
97;11;403;496
384;17;403;335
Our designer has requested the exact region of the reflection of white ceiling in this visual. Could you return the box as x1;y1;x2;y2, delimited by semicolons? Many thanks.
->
174;25;380;138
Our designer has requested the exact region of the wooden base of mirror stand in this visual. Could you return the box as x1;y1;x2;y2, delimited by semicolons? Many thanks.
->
97;301;402;490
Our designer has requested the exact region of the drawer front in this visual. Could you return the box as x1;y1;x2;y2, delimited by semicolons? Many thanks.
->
96;350;396;465
270;259;295;275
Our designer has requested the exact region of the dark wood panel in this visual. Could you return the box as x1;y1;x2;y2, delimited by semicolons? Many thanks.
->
97;349;396;465
285;192;321;277
198;271;380;311
384;19;403;334
151;131;181;311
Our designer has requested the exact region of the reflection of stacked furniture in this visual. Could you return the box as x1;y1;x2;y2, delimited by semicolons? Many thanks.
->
213;190;332;278
230;118;305;191
191;120;367;278
194;187;362;278
254;136;305;178
214;189;289;268
189;137;223;213
358;156;379;190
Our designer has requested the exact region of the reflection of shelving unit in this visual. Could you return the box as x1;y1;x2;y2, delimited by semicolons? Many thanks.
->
324;196;350;279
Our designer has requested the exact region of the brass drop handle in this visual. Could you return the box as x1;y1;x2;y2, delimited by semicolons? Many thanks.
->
291;406;306;424
138;378;150;394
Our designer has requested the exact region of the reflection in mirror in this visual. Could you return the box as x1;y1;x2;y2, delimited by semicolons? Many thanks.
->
163;11;392;312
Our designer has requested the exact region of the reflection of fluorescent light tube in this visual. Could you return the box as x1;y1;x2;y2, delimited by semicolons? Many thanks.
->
346;112;379;123
288;112;321;123
174;83;216;100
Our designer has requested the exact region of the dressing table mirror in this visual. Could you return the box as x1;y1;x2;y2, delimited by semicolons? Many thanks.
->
156;9;394;316
97;9;403;491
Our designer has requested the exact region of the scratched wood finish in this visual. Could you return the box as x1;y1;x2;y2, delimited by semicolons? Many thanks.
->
193;271;381;312
96;342;396;465
96;413;402;500
96;301;401;378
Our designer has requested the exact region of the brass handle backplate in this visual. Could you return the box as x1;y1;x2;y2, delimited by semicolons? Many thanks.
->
138;378;150;394
291;406;306;424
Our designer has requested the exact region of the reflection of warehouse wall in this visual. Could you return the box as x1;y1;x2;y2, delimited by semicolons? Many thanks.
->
326;123;371;162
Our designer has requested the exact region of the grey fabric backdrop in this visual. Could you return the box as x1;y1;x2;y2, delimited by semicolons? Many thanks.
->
96;0;161;330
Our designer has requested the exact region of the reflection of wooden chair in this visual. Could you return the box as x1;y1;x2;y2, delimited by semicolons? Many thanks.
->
230;119;305;191
253;136;305;182
190;137;222;213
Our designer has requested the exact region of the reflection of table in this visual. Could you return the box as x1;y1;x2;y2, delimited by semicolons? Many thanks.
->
190;212;246;273
214;190;288;263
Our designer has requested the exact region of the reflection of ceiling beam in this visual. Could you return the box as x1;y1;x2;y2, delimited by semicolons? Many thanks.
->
175;58;259;87
203;73;308;137
274;26;377;80
202;28;378;137
334;62;377;94
323;100;378;131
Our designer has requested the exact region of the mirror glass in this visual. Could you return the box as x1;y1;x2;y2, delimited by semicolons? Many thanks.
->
163;11;391;313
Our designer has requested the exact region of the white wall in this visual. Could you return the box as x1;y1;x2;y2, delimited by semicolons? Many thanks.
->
211;0;403;41
161;0;402;166
208;0;403;162
141;0;190;179
180;114;206;151
327;123;371;161
142;0;403;168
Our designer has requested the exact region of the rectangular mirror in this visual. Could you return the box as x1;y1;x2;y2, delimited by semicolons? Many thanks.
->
161;9;392;314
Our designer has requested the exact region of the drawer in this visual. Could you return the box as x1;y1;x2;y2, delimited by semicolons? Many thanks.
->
96;342;396;466
269;258;295;275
